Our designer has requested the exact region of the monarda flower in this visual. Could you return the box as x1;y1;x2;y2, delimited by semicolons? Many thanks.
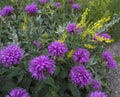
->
39;0;48;4
2;6;14;16
102;50;117;69
89;91;107;97
72;3;81;10
0;44;24;67
48;41;68;57
28;55;55;80
25;3;38;14
67;23;82;34
54;2;62;9
91;80;101;90
70;65;92;87
73;48;90;64
6;88;30;97
68;0;74;3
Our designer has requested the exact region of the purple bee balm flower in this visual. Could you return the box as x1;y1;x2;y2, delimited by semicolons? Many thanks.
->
0;44;24;67
6;87;30;97
39;0;48;4
102;50;113;61
2;6;14;16
92;80;101;90
89;91;107;97
70;65;92;87
54;2;62;9
25;3;38;14
73;48;90;64
28;55;55;80
48;41;68;57
100;33;111;39
72;3;81;10
67;23;82;34
107;59;117;69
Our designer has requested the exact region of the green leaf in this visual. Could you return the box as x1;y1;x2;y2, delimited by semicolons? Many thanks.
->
0;68;8;75
68;83;81;97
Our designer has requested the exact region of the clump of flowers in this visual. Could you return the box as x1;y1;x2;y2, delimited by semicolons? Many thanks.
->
70;65;92;87
0;44;24;67
91;80;101;90
1;6;14;16
6;87;30;97
94;33;113;43
73;48;90;64
72;3;81;10
48;41;68;57
67;23;82;34
89;91;107;97
102;50;117;69
54;2;62;9
28;55;55;80
25;3;38;14
39;0;48;4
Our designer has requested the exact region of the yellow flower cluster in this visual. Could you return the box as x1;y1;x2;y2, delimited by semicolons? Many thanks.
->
81;16;110;38
67;50;74;58
84;44;96;49
59;32;67;43
94;35;114;43
77;8;90;28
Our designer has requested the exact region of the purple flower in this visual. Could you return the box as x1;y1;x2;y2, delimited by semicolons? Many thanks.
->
100;33;111;39
70;65;92;87
67;23;82;34
107;59;117;69
6;87;30;97
72;3;81;10
48;41;68;57
102;50;113;61
73;48;90;64
39;0;48;4
0;10;3;16
28;55;55;80
89;91;107;97
92;80;101;90
2;6;14;16
102;50;117;69
54;2;62;9
0;44;24;67
25;3;38;14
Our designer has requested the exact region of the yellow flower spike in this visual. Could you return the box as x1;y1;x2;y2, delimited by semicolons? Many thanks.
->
21;23;26;31
59;32;67;43
11;0;14;2
77;8;90;28
84;44;96;49
24;15;28;23
67;50;74;58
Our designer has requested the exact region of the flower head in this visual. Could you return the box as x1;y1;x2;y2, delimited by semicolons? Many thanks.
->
2;6;14;16
70;65;92;87
0;44;24;67
92;80;101;90
67;23;82;34
28;55;55;80
72;3;81;10
68;0;74;3
73;48;90;64
25;3;38;14
89;91;107;97
33;40;41;47
6;88;30;97
48;41;68;57
39;0;48;4
102;50;113;61
54;2;62;9
107;59;117;69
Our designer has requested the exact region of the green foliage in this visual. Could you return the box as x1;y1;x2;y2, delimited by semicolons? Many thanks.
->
0;0;120;97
